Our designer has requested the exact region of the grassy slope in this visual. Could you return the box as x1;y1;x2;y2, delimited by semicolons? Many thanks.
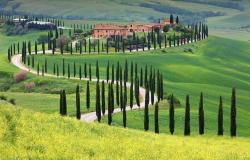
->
33;37;250;136
0;104;249;159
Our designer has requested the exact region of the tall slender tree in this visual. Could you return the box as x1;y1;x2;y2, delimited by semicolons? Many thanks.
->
218;96;223;136
76;85;81;120
231;88;237;137
130;79;134;109
101;81;106;115
96;82;101;122
108;84;112;125
86;81;90;111
107;61;110;82
144;81;149;131
169;94;175;135
184;95;190;136
199;92;204;135
155;102;159;134
123;87;127;128
89;64;92;81
96;60;99;81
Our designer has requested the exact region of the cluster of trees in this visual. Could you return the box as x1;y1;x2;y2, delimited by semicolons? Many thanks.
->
58;65;237;137
153;88;237;137
55;59;164;123
7;21;208;61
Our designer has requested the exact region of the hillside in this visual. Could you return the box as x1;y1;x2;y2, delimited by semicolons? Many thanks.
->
0;104;249;159
0;0;246;21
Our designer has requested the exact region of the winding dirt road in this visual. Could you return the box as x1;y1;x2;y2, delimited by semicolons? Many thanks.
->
11;53;154;122
11;38;199;122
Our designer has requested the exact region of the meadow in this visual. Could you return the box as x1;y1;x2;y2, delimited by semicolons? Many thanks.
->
0;104;249;159
31;36;250;137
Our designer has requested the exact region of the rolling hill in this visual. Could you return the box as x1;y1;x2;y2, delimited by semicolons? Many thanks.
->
0;104;249;159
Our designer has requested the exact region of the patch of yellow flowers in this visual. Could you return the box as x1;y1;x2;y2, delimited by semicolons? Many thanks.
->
0;104;249;160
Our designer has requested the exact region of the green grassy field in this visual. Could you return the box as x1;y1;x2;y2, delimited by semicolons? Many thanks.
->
0;104;249;159
31;36;250;137
2;0;250;42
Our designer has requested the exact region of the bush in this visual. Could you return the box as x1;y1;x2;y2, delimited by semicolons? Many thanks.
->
37;34;48;44
166;94;181;107
56;36;71;48
24;82;36;91
9;98;16;105
0;95;7;101
14;71;28;83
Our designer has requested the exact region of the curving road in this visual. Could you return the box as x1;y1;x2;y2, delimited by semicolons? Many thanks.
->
11;38;199;122
11;53;155;122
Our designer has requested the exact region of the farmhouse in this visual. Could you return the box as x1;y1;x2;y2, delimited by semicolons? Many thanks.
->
93;24;129;38
93;18;170;39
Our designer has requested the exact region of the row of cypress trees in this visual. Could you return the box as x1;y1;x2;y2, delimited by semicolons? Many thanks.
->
151;88;237;137
7;21;208;62
61;81;237;137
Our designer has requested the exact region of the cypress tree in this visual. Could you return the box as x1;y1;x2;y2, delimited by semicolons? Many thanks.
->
106;61;109;82
130;79;134;109
140;68;143;87
45;58;48;73
76;85;81;120
32;56;34;68
52;39;55;55
57;64;59;77
144;65;148;87
61;90;67;115
86;81;90;111
89;38;91;53
96;61;99;81
116;81;120;106
108;84;112;125
59;90;63;115
125;60;128;82
144;81;149;131
135;76;140;107
7;49;11;63
37;63;40;75
71;42;73;55
111;83;114;113
151;69;155;105
60;41;63;55
89;64;92;81
73;62;76;77
155;102;159;134
106;39;109;54
160;74;164;100
101;81;106;115
218;96;223;136
79;65;82;80
184;95;190;136
116;62;120;82
35;41;37;54
123;89;127;128
42;41;45;54
84;62;87;78
68;64;70;79
169;94;175;135
53;63;56;75
98;39;100;54
130;62;134;81
199;92;205;135
112;64;114;83
230;88;237;137
62;59;65;76
96;81;101;122
80;41;82;54
120;77;123;111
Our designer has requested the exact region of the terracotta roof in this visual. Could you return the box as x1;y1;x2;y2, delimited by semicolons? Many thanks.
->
94;24;127;30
